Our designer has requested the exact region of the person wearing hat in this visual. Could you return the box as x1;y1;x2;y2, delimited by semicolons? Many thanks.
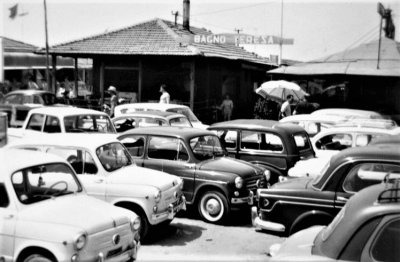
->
108;86;118;117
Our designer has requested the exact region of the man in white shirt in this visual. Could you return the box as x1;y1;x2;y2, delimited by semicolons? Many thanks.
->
159;84;170;104
280;94;294;119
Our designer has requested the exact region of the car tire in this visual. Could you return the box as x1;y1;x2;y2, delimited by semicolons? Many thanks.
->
134;209;150;241
23;254;53;262
198;191;229;223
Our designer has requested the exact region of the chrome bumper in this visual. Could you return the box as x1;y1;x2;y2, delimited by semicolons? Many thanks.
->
231;191;254;205
151;195;186;222
251;206;285;232
97;239;139;262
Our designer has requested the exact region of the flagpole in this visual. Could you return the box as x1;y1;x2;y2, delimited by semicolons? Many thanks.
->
43;0;51;92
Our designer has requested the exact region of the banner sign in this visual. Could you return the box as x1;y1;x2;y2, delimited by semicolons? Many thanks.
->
191;34;294;45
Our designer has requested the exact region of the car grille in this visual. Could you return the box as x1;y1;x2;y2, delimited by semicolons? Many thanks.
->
245;172;263;191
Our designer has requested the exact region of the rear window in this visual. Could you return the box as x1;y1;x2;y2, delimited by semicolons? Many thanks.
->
294;133;312;152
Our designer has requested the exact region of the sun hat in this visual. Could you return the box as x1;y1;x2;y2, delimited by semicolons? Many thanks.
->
108;86;117;92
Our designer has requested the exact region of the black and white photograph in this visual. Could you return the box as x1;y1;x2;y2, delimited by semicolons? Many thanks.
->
1;0;400;261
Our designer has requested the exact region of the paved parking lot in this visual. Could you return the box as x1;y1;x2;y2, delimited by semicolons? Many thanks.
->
138;208;284;262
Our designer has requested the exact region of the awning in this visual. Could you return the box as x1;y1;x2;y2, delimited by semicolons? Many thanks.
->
4;52;74;70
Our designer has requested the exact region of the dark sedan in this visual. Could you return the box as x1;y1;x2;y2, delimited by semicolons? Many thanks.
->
252;144;400;235
208;119;315;183
118;127;269;223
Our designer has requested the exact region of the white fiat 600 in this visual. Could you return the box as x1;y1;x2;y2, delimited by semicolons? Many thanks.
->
9;134;186;240
0;149;140;262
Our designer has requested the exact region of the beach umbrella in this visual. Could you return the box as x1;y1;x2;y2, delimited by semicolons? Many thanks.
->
255;80;308;101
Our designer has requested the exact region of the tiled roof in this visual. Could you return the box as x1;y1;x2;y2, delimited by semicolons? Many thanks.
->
47;18;271;65
2;37;39;53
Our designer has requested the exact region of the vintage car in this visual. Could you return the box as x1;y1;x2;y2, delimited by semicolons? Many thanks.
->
369;134;400;145
252;144;400;235
114;103;209;129
268;178;400;262
112;111;192;133
117;127;268;223
0;148;140;262
279;114;347;137
9;134;185;240
208;119;315;183
8;107;116;142
311;108;387;120
311;125;400;158
0;90;60;127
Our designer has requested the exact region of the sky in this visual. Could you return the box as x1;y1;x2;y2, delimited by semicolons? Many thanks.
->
1;0;399;62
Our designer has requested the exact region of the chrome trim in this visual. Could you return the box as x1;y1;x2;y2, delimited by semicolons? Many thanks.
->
260;199;336;213
257;193;335;204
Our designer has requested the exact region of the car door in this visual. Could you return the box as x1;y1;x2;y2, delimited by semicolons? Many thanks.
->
0;183;15;261
46;147;106;200
335;161;400;209
142;136;196;202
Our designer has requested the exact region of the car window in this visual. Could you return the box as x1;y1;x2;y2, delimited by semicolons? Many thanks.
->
137;117;167;127
33;95;43;104
343;163;400;193
113;117;136;133
22;95;33;104
169;117;192;127
26;114;44;131
47;147;98;175
148;136;189;161
0;183;9;208
96;142;132;171
4;94;23;104
315;133;352;150
371;218;400;262
11;163;82;204
121;135;145;157
218;130;237;149
43;116;61;133
190;135;225;160
355;134;386;147
64;115;115;133
167;108;200;122
241;131;283;152
293;133;312;152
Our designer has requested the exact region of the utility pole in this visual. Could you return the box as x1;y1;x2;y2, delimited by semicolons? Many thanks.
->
234;28;243;35
171;11;179;26
376;3;394;69
43;0;51;91
279;0;283;65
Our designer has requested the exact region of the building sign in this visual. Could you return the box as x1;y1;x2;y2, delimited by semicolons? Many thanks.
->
191;34;294;45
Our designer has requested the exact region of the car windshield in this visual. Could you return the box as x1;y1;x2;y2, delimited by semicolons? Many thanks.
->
41;93;58;105
189;135;226;161
167;108;200;122
96;142;133;172
64;114;116;133
11;163;82;204
169;117;192;127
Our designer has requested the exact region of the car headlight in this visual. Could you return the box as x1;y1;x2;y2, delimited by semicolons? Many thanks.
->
154;190;162;203
131;217;141;232
264;170;271;182
74;233;87;251
235;177;243;189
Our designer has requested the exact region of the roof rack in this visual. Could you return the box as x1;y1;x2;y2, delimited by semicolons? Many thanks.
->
377;174;400;203
334;119;397;129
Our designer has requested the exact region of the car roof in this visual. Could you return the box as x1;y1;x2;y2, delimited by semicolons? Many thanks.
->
369;135;400;145
311;108;384;119
312;126;400;139
279;114;347;123
10;133;119;150
331;144;400;163
0;148;67;182
317;181;400;257
5;90;54;96
120;126;214;138
209;119;306;133
28;107;108;117
112;111;186;119
115;103;189;112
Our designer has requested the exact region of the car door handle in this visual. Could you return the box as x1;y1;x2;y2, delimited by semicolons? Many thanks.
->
95;179;104;183
336;196;348;202
3;214;14;219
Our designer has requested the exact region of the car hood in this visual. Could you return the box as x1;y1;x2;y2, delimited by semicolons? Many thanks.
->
110;164;179;191
269;226;331;261
270;176;313;190
198;157;262;179
18;194;132;234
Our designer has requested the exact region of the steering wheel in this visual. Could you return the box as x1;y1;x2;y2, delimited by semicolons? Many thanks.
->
43;181;68;196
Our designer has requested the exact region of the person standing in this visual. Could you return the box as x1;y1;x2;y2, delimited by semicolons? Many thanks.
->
159;84;170;104
219;94;234;121
279;94;294;119
108;86;118;117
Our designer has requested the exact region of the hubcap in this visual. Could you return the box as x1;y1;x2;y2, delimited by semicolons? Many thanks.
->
206;198;221;216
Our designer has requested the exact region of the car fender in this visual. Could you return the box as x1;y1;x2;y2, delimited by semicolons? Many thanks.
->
290;210;333;234
192;179;231;205
109;196;154;222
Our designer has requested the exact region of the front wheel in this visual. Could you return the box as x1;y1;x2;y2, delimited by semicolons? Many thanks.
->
198;191;229;223
23;254;53;262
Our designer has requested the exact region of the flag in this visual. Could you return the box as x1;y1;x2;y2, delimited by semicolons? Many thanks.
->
9;4;18;19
